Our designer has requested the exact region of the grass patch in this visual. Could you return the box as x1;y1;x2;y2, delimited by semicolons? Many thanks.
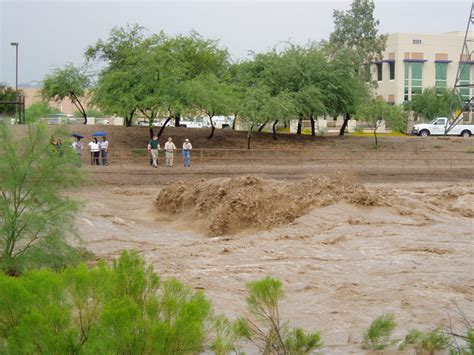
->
350;131;407;137
466;147;474;154
131;149;148;157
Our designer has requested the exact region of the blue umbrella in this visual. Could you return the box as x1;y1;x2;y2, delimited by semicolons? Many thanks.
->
91;131;107;137
71;133;84;139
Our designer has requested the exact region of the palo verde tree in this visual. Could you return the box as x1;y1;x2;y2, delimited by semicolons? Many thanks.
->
0;123;83;275
41;64;91;124
408;87;461;121
328;0;387;135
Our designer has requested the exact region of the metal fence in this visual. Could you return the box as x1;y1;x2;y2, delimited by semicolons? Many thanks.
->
82;148;474;170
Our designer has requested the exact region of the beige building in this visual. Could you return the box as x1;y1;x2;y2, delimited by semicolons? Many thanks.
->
372;32;473;106
20;87;90;114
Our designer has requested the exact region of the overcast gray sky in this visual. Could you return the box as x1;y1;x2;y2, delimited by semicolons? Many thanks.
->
0;0;471;87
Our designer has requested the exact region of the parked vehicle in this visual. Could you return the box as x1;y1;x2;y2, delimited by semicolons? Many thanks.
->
412;117;473;137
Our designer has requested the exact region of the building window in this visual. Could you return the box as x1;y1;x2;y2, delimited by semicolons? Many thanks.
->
435;63;447;93
404;62;409;101
389;62;395;80
376;63;383;81
460;63;470;103
411;62;422;96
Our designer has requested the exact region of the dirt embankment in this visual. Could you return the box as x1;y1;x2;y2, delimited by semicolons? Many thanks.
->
154;175;385;236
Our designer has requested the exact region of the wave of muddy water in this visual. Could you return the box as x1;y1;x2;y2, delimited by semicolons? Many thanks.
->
71;179;474;354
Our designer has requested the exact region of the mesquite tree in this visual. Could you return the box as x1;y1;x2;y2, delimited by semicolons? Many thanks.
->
41;64;90;124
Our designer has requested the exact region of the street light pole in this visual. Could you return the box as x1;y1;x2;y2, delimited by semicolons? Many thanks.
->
10;42;20;123
10;42;19;92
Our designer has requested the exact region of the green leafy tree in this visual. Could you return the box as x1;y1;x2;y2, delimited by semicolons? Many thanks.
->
239;86;275;149
25;102;60;123
328;0;387;135
0;123;83;275
89;27;230;137
237;276;322;354
329;0;386;75
41;64;91;124
184;74;234;139
293;86;325;136
356;98;407;145
87;24;146;127
408;87;461;121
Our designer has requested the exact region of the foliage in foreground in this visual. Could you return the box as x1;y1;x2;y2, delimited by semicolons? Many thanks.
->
400;327;450;354
0;251;211;354
0;123;84;275
232;276;323;354
363;312;473;354
362;313;397;350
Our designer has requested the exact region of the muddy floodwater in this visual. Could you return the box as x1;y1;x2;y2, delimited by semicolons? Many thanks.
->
72;178;474;353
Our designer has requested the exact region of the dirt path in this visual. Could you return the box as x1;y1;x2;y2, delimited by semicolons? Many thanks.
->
71;178;474;354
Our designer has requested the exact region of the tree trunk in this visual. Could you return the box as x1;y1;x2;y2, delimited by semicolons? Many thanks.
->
258;120;268;132
174;113;181;127
373;130;378;146
247;125;254;149
296;115;302;135
310;115;316;136
207;115;215;139
339;112;351;136
272;120;279;140
124;108;135;127
157;116;172;138
71;94;88;125
149;127;154;140
232;114;237;130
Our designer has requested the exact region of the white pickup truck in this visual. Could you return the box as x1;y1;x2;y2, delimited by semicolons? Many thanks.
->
412;117;474;137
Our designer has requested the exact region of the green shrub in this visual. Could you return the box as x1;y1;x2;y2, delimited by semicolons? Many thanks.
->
363;313;397;350
211;315;246;355
238;276;323;354
25;102;60;123
401;327;450;354
0;251;211;354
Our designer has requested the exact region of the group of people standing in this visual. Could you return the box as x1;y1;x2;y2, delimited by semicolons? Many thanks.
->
147;136;193;168
71;136;109;166
87;137;109;166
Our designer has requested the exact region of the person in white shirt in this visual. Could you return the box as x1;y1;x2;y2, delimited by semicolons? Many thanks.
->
88;138;100;165
71;137;83;167
182;138;193;167
164;137;177;167
99;136;109;166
